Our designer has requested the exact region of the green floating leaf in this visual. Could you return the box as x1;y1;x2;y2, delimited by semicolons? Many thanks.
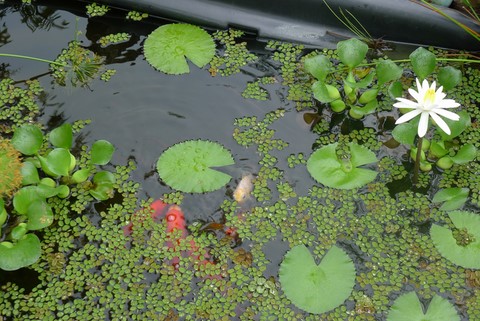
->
388;81;404;99
157;140;234;193
392;122;418;146
451;144;476;164
144;23;215;75
279;245;355;314
0;234;41;271
438;66;462;91
49;123;73;149
90;140;114;165
12;124;44;156
26;199;54;230
312;82;340;103
38;148;72;177
387;292;459;321
431;210;480;269
343;71;375;89
409;47;436;80
432;188;469;211
307;142;378;189
376;59;403;86
90;171;116;201
304;54;332;81
336;38;368;69
21;162;40;186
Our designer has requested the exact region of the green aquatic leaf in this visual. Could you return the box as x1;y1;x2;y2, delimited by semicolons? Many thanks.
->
157;140;234;193
392;122;418;146
431;211;480;269
90;171;116;201
90;140;114;165
336;38;368;69
409;47;436;80
451;144;476;165
437;111;470;140
307;142;377;189
304;54;332;81
21;162;40;186
279;244;355;314
12;124;43;155
312;82;341;103
49;123;73;149
0;234;41;271
38;148;71;177
438;66;462;91
144;23;215;75
26;199;54;230
432;188;469;211
376;59;403;86
387;292;459;321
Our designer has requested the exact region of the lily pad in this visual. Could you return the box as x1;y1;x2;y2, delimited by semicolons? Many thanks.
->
307;142;378;189
144;23;215;75
157;140;234;193
279;244;355;314
0;234;42;271
387;292;459;321
431;210;480;269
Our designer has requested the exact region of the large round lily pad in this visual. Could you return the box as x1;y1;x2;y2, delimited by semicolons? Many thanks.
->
279;244;355;314
430;210;480;269
387;292;459;321
0;234;41;271
156;140;234;193
143;23;215;75
307;142;378;189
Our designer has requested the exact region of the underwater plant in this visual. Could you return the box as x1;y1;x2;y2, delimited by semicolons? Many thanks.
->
156;139;234;193
144;23;215;75
279;244;355;314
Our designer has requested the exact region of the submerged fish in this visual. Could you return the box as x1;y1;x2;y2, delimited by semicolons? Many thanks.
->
233;174;254;203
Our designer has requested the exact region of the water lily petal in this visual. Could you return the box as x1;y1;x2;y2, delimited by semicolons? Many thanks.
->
437;99;460;108
429;80;437;92
430;112;452;135
393;98;419;109
418;112;430;137
395;109;421;124
433;108;461;121
408;88;422;102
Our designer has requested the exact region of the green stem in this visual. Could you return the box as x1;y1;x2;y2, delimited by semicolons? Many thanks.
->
0;53;65;66
413;137;423;186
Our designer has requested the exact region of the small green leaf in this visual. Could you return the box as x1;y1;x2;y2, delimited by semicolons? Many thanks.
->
358;89;378;104
409;47;436;80
90;171;116;201
279;245;355;314
438;66;462;91
38;148;72;177
429;141;448;158
144;23;215;75
13;186;46;215
336;38;369;69
157;140;234;193
349;99;378;119
432;187;469;211
26;199;54;230
10;223;27;240
343;71;375;89
307;143;377;189
0;234;42;271
312;82;341;103
388;81;404;98
90;140;115;165
392;122;418;146
71;168;91;183
451;144;476;164
12;124;43;155
21;162;40;185
431;211;480;269
376;59;403;86
93;171;116;185
49;123;73;149
387;292;459;321
304;54;332;81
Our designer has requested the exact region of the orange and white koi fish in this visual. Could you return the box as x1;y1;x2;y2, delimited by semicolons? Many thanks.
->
233;174;254;203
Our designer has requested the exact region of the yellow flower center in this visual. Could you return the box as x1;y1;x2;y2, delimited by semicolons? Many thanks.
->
423;88;436;107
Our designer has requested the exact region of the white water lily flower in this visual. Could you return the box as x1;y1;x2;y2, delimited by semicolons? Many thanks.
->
393;78;460;137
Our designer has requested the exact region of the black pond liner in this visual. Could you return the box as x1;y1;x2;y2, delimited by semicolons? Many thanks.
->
82;0;480;50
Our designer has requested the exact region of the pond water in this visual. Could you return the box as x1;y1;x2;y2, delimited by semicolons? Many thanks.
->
1;1;480;321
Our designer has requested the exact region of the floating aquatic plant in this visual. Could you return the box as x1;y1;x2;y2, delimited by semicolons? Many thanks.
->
307;142;378;189
432;187;469;211
0;233;41;271
431;210;480;269
387;292;460;321
279;244;355;314
144;23;215;75
156;140;234;193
